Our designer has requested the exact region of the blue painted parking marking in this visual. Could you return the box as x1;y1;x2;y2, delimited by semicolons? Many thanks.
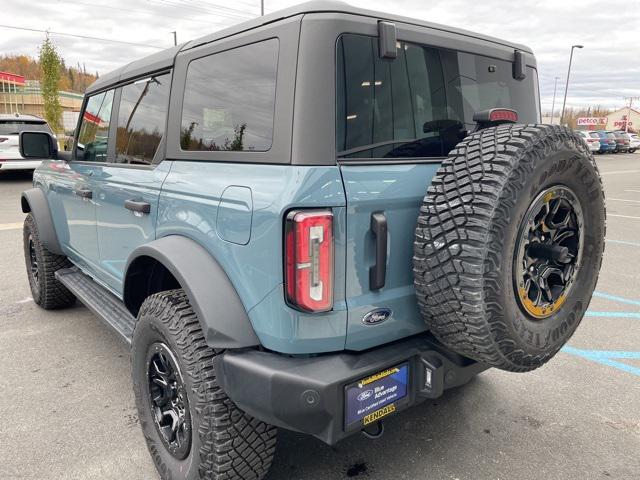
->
606;239;640;247
592;291;640;306
562;346;640;377
585;311;640;318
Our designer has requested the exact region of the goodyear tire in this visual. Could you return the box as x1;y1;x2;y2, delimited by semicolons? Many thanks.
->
413;125;606;372
131;289;277;480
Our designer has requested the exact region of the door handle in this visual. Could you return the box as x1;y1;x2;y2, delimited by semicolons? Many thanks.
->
74;187;93;199
370;211;387;291
124;199;151;214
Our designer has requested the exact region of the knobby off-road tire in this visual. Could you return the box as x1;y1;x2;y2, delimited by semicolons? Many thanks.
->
132;289;277;480
23;213;75;309
413;124;606;372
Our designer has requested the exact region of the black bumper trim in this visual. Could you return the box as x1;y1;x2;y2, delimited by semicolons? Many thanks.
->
214;333;488;445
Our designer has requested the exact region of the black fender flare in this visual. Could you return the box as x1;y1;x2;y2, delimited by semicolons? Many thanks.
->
21;188;64;255
124;235;260;349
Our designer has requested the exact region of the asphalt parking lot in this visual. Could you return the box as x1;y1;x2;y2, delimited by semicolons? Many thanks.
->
1;154;639;480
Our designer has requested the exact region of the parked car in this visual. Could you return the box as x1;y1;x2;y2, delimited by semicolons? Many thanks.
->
0;113;55;171
18;2;606;479
576;130;601;153
609;131;630;153
594;130;616;154
629;133;639;153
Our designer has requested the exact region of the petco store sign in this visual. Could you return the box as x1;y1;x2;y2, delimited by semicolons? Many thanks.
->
577;117;607;126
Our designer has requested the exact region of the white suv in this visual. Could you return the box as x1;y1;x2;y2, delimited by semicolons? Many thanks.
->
0;114;55;171
576;130;601;153
629;133;639;153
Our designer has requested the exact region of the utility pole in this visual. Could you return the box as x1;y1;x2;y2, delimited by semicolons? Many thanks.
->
560;44;583;126
550;76;559;124
261;0;264;16
623;96;639;132
171;31;177;46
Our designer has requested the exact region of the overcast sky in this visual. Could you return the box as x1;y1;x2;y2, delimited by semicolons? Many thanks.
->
1;0;638;113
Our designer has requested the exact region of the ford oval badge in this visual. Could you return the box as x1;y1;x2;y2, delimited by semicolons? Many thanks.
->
362;308;392;326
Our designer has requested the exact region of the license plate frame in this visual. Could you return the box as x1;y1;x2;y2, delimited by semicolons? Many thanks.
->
344;362;410;428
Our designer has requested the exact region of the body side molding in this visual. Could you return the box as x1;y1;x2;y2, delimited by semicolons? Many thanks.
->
21;188;64;255
124;235;260;349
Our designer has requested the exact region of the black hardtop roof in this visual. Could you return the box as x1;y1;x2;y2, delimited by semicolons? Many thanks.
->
86;0;533;95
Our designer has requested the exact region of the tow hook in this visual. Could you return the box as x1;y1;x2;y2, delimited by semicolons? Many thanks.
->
361;420;385;439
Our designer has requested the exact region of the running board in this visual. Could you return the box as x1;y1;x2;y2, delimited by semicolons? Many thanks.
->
55;267;135;344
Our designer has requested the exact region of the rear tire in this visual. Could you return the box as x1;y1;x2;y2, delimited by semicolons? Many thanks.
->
413;125;606;372
23;213;75;309
131;289;277;480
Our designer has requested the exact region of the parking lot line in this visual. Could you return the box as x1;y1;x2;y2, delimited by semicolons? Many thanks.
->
607;197;640;204
593;291;640;306
608;214;640;220
563;346;640;377
586;311;640;318
0;222;23;231
624;189;640;193
599;169;640;176
607;239;640;247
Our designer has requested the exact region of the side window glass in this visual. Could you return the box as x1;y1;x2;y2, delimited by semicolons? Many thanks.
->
180;39;278;152
76;89;114;162
115;73;171;165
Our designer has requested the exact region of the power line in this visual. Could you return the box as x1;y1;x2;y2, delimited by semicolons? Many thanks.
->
0;24;165;49
147;0;253;21
56;0;236;27
176;0;256;18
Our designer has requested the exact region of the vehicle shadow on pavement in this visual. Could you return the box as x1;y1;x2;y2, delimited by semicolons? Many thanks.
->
266;375;491;480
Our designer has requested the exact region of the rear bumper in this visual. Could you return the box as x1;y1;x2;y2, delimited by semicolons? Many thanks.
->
0;159;42;170
214;333;488;445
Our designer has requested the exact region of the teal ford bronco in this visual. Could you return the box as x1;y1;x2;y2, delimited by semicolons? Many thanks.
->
19;2;605;479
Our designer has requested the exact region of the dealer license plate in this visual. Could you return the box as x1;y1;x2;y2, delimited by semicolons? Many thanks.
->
344;363;409;427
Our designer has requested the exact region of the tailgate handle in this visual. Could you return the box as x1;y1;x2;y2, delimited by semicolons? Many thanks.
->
370;211;387;291
124;199;151;214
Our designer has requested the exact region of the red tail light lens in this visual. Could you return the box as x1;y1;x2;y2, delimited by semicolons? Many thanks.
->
488;109;518;122
285;209;334;312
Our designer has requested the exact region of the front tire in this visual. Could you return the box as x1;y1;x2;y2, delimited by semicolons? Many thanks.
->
23;213;75;309
131;289;277;480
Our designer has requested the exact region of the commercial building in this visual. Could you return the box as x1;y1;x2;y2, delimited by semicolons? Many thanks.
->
0;71;83;132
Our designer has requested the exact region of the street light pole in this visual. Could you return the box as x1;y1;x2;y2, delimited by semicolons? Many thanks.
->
171;31;177;46
550;76;559;124
261;0;264;16
560;44;583;126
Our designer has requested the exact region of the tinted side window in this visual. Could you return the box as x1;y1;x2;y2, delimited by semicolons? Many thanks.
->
180;39;278;152
336;35;538;159
77;90;114;162
115;73;171;165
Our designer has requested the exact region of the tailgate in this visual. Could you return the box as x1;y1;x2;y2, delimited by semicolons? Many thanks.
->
340;163;440;350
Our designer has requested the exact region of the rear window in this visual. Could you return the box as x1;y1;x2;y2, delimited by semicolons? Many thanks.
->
0;121;52;135
180;39;278;152
589;132;600;138
336;34;539;159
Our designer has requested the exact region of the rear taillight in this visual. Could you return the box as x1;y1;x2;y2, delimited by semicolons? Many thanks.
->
285;209;334;312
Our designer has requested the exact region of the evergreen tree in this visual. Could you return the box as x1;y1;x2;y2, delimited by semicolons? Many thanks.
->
38;37;62;132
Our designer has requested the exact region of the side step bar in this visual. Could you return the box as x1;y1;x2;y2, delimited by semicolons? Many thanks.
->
56;267;135;344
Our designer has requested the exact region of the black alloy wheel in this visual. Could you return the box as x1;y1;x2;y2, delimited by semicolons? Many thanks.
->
514;185;583;319
146;342;192;460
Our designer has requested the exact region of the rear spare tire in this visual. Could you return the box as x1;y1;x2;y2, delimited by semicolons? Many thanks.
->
413;124;605;372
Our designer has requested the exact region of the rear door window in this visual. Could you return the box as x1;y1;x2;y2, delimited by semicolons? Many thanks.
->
115;72;171;165
76;89;115;162
180;39;278;152
336;34;539;159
